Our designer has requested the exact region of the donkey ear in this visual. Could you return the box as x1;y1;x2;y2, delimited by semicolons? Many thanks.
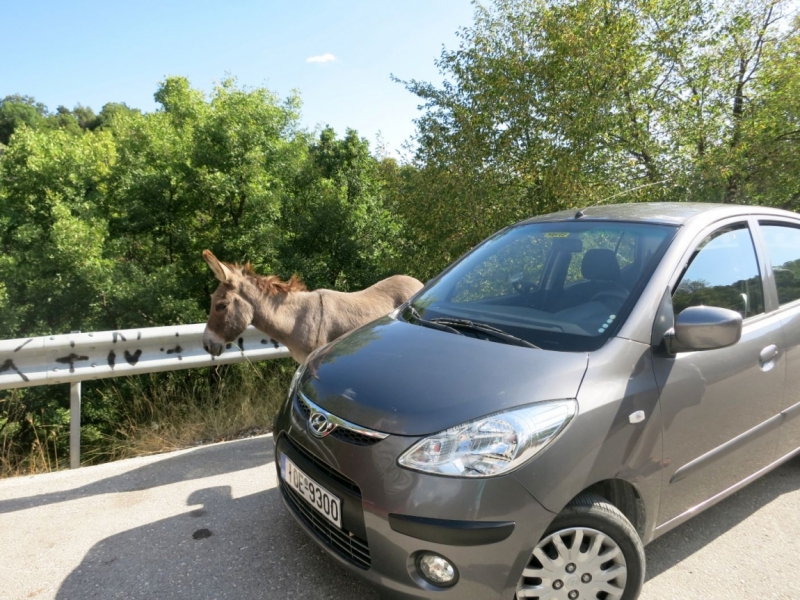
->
202;250;233;282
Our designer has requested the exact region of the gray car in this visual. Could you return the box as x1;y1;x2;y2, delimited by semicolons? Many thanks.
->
273;202;800;600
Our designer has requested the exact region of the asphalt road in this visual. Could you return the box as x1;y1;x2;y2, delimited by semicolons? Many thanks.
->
1;434;798;600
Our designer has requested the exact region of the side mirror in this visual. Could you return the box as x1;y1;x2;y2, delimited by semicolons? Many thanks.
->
664;306;743;353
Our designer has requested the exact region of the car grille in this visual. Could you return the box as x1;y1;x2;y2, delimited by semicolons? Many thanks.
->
280;480;371;569
329;427;383;446
289;435;361;496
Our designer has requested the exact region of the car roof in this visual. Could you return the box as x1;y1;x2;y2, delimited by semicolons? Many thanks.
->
520;202;799;226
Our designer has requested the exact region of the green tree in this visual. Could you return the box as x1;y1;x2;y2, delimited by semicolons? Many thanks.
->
397;0;800;268
190;77;306;267
97;102;140;128
727;17;800;208
100;76;307;327
0;77;308;334
47;106;84;136
0;126;115;336
0;95;48;145
280;127;402;290
71;104;102;131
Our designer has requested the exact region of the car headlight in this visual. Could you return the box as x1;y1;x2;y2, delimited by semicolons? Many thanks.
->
398;401;576;477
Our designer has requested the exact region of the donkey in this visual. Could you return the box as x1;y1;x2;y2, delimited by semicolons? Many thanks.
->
201;250;423;363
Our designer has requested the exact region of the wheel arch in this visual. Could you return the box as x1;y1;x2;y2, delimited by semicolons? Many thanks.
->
569;479;647;540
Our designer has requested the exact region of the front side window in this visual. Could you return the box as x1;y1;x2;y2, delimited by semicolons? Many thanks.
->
408;221;676;352
673;225;764;318
759;223;800;306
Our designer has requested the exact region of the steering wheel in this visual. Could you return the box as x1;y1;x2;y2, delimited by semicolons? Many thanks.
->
590;289;628;311
509;272;535;295
512;280;535;295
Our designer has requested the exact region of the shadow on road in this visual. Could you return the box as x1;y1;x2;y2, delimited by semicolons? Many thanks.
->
644;456;800;581
56;484;378;600
0;436;274;515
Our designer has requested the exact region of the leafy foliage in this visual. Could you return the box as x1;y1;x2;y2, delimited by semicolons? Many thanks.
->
280;127;402;290
395;0;800;272
0;77;403;472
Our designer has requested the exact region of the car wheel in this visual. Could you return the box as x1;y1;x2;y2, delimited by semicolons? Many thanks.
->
516;493;645;600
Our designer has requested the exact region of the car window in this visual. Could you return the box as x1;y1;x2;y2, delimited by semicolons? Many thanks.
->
410;221;676;352
673;225;764;319
759;223;800;306
451;235;550;302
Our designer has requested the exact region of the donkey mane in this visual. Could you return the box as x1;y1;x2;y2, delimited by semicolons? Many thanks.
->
252;273;307;295
231;262;308;295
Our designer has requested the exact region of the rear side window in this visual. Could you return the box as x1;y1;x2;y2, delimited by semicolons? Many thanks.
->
760;223;800;306
673;225;764;319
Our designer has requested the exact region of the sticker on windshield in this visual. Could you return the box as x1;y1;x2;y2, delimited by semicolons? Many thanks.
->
545;232;570;238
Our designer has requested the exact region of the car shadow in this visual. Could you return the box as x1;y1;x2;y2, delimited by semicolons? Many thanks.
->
0;436;274;515
55;484;378;600
644;455;800;580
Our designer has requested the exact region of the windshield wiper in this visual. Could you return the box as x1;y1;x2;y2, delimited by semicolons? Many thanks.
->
429;318;541;349
406;306;464;336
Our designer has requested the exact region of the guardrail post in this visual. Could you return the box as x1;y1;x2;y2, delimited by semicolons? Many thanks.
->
69;381;81;469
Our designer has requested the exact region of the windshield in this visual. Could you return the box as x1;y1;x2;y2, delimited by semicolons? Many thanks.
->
407;220;677;352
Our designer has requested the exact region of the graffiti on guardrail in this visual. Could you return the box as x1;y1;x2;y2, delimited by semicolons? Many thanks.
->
0;358;29;382
0;324;290;391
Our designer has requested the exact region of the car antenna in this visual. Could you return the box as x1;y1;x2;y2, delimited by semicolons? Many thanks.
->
574;210;585;219
593;179;670;206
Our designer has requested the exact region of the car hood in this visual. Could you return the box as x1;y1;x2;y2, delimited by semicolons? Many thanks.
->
300;317;589;436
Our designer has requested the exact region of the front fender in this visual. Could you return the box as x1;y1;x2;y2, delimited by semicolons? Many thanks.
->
512;338;663;543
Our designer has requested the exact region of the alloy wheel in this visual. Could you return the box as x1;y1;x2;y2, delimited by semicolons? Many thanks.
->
516;527;627;600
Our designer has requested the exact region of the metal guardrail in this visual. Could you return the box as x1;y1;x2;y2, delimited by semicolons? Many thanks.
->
0;324;291;468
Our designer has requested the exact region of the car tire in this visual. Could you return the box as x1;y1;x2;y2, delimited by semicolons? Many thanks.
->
516;493;645;600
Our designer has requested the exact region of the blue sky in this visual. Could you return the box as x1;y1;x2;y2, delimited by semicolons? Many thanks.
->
0;0;475;158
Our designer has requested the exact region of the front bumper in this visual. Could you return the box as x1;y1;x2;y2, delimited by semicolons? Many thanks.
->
273;394;557;599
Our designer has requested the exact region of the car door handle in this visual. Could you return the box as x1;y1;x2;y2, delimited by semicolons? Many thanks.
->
759;344;779;366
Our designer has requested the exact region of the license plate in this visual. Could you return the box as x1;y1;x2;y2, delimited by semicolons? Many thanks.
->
280;453;342;529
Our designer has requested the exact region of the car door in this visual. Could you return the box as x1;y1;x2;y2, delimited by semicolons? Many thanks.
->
757;218;800;459
653;218;785;528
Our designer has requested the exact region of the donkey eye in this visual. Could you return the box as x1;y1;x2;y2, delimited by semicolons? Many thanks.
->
215;302;229;311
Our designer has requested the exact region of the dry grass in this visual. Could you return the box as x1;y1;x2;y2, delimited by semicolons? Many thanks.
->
0;359;296;478
103;361;294;459
0;407;64;476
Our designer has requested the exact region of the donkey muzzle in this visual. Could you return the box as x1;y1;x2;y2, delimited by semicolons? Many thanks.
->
202;328;226;357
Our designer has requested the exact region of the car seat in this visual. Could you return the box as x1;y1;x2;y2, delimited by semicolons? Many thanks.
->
561;249;628;308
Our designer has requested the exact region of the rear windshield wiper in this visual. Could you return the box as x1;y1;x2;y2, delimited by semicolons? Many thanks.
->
429;318;541;349
406;306;464;336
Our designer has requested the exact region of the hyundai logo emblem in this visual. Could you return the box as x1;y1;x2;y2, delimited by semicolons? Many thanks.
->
309;412;335;438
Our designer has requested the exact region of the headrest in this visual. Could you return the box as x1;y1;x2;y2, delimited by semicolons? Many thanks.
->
582;249;620;281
